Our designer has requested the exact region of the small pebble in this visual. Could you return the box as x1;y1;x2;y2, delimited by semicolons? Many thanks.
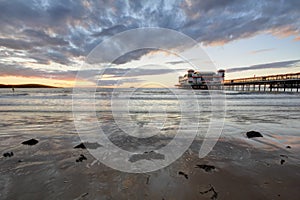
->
76;154;87;162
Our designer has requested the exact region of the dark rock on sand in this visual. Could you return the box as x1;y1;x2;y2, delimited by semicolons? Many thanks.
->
74;142;102;149
246;131;263;138
3;152;14;157
280;159;285;165
74;143;86;149
21;138;39;146
280;155;288;158
178;171;188;179
286;145;291;149
146;175;150;184
74;192;89;199
200;184;218;200
76;154;87;162
129;151;165;163
196;164;216;172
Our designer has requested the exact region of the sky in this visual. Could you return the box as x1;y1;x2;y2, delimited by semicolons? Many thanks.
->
0;0;300;87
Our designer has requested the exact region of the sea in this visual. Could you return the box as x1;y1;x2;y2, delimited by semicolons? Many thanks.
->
0;88;300;152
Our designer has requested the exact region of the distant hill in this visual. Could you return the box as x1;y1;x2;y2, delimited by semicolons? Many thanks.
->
0;84;59;88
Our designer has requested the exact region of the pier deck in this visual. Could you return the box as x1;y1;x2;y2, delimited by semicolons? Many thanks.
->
223;72;300;92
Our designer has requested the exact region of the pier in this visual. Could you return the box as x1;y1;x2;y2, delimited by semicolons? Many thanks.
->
223;72;300;92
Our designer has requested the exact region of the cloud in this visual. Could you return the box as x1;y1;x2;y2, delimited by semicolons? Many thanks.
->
0;63;77;80
165;60;187;65
111;49;154;65
0;0;300;76
181;0;300;45
0;38;36;50
25;50;74;65
295;36;300;41
0;62;174;82
46;51;74;65
226;59;300;73
23;29;69;46
92;25;128;37
249;48;276;54
97;78;143;86
101;67;175;78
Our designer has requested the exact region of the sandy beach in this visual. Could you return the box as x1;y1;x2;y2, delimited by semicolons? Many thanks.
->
1;88;300;199
1;134;299;200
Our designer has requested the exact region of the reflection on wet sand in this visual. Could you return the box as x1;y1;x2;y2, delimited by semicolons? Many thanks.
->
1;134;299;200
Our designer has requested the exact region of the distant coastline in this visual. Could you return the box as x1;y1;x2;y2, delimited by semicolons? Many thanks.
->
0;84;59;88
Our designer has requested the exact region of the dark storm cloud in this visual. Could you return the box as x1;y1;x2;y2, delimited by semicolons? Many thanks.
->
226;60;300;73
0;0;300;79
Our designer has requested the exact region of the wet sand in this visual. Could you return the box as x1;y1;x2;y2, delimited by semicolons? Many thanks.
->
1;134;299;200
